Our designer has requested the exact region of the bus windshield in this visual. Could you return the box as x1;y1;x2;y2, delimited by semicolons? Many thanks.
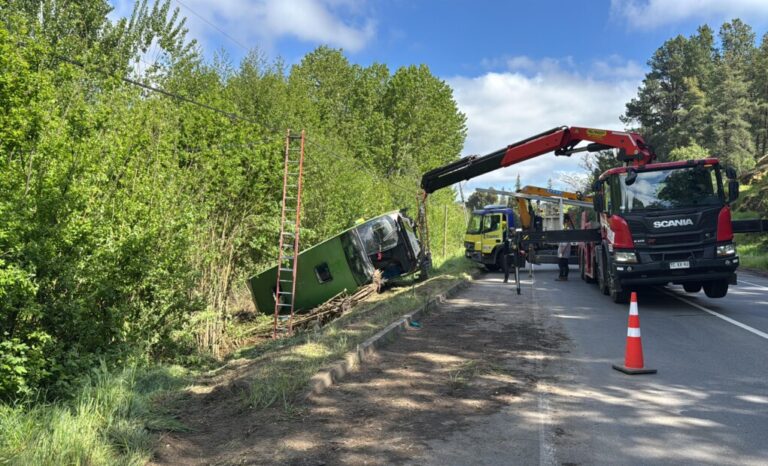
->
612;165;723;213
355;215;400;255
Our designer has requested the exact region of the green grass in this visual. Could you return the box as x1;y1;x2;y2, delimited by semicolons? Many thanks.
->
737;237;768;271
0;364;191;466
733;210;768;272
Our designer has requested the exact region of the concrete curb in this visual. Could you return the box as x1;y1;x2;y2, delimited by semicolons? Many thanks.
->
305;271;482;398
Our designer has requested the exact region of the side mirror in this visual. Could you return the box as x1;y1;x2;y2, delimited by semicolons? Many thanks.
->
593;193;604;213
728;180;739;203
625;168;638;186
726;166;737;180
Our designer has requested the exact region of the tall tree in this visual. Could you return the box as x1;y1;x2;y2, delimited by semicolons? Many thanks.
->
466;191;498;211
384;65;467;177
709;63;756;171
623;26;717;157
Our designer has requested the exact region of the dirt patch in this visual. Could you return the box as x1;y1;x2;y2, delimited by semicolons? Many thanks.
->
151;277;568;465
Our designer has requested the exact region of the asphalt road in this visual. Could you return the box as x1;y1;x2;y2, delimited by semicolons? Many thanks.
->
488;264;768;465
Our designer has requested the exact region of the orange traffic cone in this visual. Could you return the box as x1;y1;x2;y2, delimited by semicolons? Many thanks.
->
612;292;657;375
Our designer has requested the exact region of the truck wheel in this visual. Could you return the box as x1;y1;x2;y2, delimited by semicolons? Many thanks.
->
683;282;702;293
588;259;598;284
597;254;609;295
703;280;728;298
608;276;630;304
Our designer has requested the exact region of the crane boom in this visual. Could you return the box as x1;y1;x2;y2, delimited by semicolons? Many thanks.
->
420;126;655;194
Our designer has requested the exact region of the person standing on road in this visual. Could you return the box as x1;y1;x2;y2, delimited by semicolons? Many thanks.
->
502;225;511;283
556;216;574;281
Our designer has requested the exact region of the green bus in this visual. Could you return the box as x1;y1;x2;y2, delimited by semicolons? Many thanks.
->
248;211;423;314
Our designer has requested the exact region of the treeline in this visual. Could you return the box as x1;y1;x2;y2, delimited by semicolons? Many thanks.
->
0;1;467;399
623;19;768;212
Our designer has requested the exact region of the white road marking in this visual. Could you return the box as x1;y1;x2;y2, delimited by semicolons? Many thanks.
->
737;278;768;291
665;291;768;341
538;392;556;466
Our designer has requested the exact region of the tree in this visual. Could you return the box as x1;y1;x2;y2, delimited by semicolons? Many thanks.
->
668;143;711;161
383;65;467;177
581;151;622;192
750;33;768;158
466;190;498;211
623;26;717;157
515;173;521;191
710;64;756;172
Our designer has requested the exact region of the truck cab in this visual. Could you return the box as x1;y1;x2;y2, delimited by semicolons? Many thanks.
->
464;205;515;270
589;159;740;302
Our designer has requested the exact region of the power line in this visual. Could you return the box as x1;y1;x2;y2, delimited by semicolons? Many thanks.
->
53;54;272;129
304;138;419;197
151;3;424;197
50;48;427;197
173;0;251;52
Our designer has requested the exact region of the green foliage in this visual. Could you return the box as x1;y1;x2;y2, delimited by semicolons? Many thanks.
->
623;19;768;211
0;2;467;401
466;190;499;211
668;143;711;161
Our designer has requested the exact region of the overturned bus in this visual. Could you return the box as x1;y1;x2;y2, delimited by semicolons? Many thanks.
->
248;211;423;314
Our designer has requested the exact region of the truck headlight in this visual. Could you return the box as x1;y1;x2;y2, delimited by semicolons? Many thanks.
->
717;243;736;257
614;251;638;263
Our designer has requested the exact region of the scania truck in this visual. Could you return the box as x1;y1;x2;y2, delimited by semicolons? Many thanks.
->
421;126;742;303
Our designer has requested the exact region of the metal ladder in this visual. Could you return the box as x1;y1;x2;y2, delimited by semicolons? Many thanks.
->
273;129;306;338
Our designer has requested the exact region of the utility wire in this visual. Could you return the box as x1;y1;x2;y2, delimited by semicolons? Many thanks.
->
132;3;424;196
53;54;276;130
54;52;427;196
304;138;419;196
174;0;251;52
49;31;430;198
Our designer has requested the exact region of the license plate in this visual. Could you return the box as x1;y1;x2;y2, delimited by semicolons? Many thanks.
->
669;261;690;270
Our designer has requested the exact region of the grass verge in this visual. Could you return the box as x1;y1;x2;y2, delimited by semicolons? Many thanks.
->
732;210;768;272
0;364;191;465
736;236;768;271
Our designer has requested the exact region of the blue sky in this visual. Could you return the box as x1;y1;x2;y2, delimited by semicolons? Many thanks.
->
111;0;768;193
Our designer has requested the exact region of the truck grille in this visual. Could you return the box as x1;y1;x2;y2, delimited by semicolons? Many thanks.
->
649;250;704;261
648;233;700;246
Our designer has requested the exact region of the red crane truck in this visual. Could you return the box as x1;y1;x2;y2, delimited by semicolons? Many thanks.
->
420;126;748;303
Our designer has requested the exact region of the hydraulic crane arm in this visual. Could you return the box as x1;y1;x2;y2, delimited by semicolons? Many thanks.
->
420;126;655;194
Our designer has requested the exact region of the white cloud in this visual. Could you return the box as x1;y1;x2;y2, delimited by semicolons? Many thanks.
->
610;0;768;29
446;59;641;193
110;0;375;53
